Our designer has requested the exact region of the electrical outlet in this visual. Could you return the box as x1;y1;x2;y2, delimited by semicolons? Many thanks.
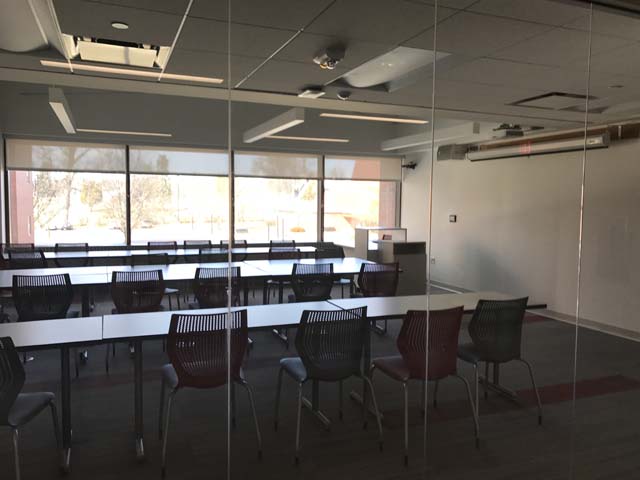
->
430;257;436;264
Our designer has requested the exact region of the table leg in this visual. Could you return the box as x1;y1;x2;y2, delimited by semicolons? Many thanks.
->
134;340;145;461
243;279;249;306
60;346;72;473
81;286;90;317
349;317;383;419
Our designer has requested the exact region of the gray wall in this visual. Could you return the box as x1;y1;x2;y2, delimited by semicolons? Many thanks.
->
401;139;640;334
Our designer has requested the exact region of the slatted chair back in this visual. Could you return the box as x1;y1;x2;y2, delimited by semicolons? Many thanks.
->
54;242;90;267
468;297;528;363
268;247;301;260
0;337;25;426
193;266;241;308
111;270;165;314
8;249;47;269
12;274;73;322
291;263;334;302
198;247;226;263
5;243;34;253
269;240;296;249
148;241;178;249
184;240;212;248
397;307;464;381
357;262;399;297
131;252;171;267
220;240;248;248
314;245;345;259
295;306;368;382
167;310;247;389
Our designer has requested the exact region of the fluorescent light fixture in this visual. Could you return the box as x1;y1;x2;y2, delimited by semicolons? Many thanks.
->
268;135;349;143
77;128;172;137
48;87;75;134
40;60;224;84
320;112;428;124
111;21;129;30
243;108;305;143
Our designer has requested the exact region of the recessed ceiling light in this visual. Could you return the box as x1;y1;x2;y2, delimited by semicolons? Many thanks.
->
111;21;129;30
320;112;428;124
77;128;172;137
268;135;349;143
40;60;224;85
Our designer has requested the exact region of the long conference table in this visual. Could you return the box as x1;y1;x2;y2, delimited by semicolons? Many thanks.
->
0;285;527;472
0;257;371;317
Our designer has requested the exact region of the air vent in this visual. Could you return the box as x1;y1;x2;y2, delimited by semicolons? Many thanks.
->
511;92;594;110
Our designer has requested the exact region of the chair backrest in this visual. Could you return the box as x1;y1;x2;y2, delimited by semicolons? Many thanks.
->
268;247;301;260
357;262;399;297
184;240;212;248
468;297;529;363
270;240;296;249
397;307;464;381
8;249;47;269
0;337;25;426
54;243;88;252
148;241;177;249
111;270;165;313
314;245;345;260
198;247;226;263
5;243;34;253
381;234;392;240
54;243;90;267
295;306;368;381
220;240;248;248
193;266;241;308
167;310;248;389
12;274;74;322
291;263;334;302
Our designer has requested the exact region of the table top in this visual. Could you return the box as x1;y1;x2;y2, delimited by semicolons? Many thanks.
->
30;246;317;260
0;316;102;348
0;257;366;287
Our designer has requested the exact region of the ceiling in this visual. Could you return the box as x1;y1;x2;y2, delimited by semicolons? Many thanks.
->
1;0;640;148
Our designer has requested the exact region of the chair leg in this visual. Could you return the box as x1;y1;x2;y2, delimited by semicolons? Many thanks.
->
474;364;480;419
231;381;237;429
402;382;409;466
453;374;480;448
295;382;303;465
433;380;439;409
274;367;284;430
12;428;20;480
158;377;166;440
168;295;172;310
362;375;384;453
238;380;263;459
519;358;543;425
105;344;110;373
161;390;177;478
484;362;490;399
74;347;79;379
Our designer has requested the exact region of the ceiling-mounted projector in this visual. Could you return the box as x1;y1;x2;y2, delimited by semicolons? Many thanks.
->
313;45;345;70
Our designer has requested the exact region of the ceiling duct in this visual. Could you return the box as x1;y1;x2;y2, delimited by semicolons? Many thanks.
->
467;133;609;161
62;35;171;69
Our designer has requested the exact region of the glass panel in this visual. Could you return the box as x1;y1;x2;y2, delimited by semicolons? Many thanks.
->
324;179;398;248
130;145;228;176
129;173;229;244
325;155;402;180
6;139;126;172
234;176;318;242
235;150;319;178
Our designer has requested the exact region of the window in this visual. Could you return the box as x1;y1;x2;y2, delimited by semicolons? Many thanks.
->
234;151;319;242
129;147;229;244
323;156;401;247
7;139;126;245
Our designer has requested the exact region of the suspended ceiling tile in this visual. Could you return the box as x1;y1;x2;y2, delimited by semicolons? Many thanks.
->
469;0;589;26
165;50;262;85
238;59;347;93
564;9;640;40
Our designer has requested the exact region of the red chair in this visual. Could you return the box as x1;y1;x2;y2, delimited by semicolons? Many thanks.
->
159;310;261;477
371;307;478;465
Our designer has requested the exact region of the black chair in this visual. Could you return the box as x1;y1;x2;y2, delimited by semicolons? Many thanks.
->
4;243;35;253
457;297;542;425
270;240;296;249
315;245;351;297
132;253;181;310
159;311;261;477
183;240;212;248
107;270;165;372
8;250;47;269
372;308;479;464
264;247;302;305
0;337;62;480
12;274;81;375
192;266;241;308
54;243;90;268
274;307;382;463
220;239;248;261
148;241;178;249
353;262;399;335
198;247;226;263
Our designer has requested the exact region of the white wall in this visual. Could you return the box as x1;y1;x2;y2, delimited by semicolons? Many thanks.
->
401;139;640;333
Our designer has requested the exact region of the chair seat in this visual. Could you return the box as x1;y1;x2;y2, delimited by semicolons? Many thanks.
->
164;288;180;295
7;392;54;427
373;355;410;382
457;343;483;365
280;357;307;383
162;363;245;389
